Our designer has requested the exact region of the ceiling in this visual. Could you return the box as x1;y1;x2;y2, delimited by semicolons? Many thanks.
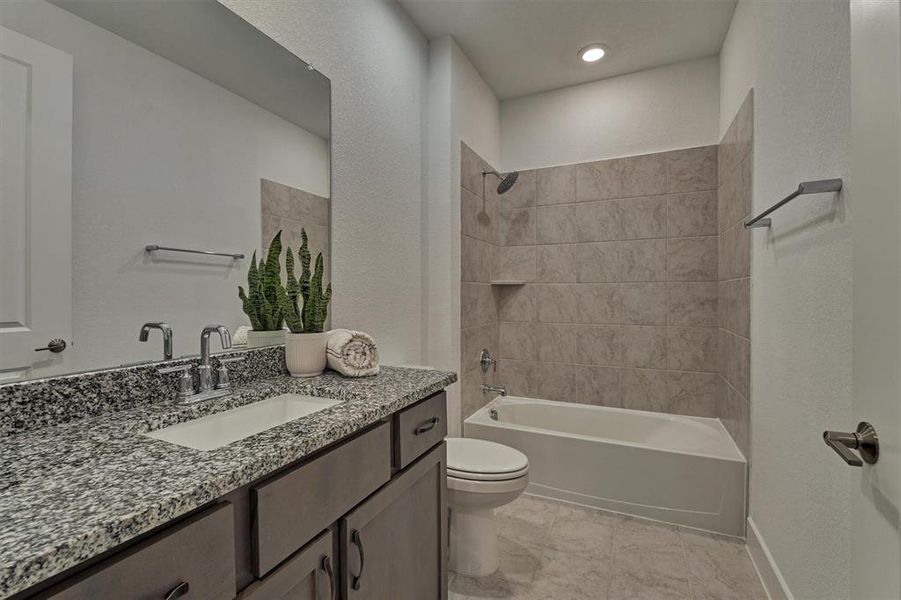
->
399;0;737;100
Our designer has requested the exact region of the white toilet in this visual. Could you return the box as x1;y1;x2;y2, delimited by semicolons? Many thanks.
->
447;437;530;576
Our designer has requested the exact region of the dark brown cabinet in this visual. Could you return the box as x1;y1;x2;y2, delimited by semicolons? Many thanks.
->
20;392;448;600
340;444;448;600
238;530;335;600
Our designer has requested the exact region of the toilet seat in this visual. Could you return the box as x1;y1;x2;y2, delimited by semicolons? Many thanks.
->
446;438;529;482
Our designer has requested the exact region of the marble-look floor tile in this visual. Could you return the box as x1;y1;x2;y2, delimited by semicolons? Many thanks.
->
525;547;612;600
495;495;560;545
544;504;615;561
680;529;767;600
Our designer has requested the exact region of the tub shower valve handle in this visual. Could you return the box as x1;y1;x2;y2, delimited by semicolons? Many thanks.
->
823;422;879;467
479;349;496;373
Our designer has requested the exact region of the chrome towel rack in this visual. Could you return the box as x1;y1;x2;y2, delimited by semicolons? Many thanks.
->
145;245;245;260
744;178;843;229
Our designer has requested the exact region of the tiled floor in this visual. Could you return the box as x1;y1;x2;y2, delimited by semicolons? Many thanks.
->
449;495;767;600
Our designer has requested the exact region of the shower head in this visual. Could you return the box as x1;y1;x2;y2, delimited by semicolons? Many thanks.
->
482;169;520;195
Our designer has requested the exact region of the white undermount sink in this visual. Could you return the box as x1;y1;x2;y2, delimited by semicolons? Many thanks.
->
143;394;341;451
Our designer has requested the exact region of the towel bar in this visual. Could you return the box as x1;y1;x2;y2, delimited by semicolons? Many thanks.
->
744;178;843;229
145;245;244;259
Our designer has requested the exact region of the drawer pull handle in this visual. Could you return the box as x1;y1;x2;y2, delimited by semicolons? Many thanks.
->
351;530;365;591
164;581;189;600
415;417;440;435
321;555;336;600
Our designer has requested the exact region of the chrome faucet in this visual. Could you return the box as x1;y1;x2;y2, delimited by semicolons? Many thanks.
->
481;384;507;397
157;325;241;405
139;322;173;360
199;325;232;392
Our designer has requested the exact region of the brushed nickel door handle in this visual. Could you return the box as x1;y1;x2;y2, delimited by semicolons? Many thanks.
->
34;338;66;353
823;422;879;466
351;530;365;591
163;581;189;600
321;555;336;600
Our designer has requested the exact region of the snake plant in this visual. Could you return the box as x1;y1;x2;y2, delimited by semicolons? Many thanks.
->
238;231;285;331
279;229;332;333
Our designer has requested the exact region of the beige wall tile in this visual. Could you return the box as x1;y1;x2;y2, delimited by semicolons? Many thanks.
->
500;169;537;210
531;361;576;402
667;327;718;372
668;191;718;237
575;242;620;283
667;237;718;281
667;371;719;417
622;326;667;369
461;142;485;195
500;207;537;246
620;195;667;239
622;282;667;325
537;165;576;205
461;186;480;240
498;359;534;398
500;322;535;360
290;188;330;227
461;282;497;329
717;154;751;233
461;326;482;372
261;213;280;250
575;284;622;324
498;246;537;281
535;284;578;323
722;330;750;398
718;92;753;184
497;285;536;322
535;323;577;363
261;178;292;218
719;380;750;459
537;204;577;244
719;278;750;338
536;245;577;282
576;153;667;201
574;366;621;406
461;235;488;282
666;146;718;193
576;325;622;366
718;224;750;280
575;200;621;242
668;282;718;326
621;239;666;282
621;368;668;411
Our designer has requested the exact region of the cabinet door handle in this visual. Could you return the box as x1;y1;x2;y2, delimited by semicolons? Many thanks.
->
415;417;440;435
321;555;336;600
351;529;365;591
164;581;189;600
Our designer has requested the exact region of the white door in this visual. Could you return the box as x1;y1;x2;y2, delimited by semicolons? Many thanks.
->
0;26;72;380
849;2;901;598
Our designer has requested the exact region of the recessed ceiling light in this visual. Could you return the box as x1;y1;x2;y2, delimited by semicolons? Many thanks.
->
579;44;607;63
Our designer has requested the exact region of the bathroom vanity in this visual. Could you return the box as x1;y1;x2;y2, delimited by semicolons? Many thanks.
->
0;363;455;600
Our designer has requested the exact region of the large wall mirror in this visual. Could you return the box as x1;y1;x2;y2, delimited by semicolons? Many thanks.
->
0;0;331;381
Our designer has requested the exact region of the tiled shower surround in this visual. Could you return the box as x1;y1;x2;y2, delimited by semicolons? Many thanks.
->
460;93;752;460
261;178;330;282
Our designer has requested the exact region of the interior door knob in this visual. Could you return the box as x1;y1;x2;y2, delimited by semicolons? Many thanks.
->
34;338;67;353
823;422;879;466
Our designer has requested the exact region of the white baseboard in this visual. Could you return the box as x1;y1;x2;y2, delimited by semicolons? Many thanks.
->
746;517;794;600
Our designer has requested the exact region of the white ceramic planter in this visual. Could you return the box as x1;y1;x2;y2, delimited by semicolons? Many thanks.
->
246;329;286;348
285;331;329;378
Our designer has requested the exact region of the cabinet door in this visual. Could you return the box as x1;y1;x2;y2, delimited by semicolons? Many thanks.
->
340;442;447;600
238;530;336;600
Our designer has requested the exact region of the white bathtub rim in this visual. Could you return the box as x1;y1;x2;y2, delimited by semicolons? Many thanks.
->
469;396;747;464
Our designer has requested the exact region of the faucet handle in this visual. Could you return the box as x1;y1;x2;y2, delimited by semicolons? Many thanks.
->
215;356;244;390
158;364;195;401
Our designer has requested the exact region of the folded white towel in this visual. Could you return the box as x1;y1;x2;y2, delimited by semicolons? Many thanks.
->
327;329;380;377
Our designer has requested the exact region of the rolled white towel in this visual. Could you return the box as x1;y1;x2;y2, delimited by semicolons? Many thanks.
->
327;329;380;377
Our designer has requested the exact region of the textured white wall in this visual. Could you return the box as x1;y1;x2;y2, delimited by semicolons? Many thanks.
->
721;1;853;598
1;0;329;376
500;56;720;171
426;36;500;435
222;0;429;365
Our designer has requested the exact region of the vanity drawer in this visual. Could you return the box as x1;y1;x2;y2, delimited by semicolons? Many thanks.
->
251;422;391;577
42;503;235;600
393;392;447;469
238;530;334;600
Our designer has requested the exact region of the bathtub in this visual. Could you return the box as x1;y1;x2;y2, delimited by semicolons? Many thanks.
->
465;397;747;536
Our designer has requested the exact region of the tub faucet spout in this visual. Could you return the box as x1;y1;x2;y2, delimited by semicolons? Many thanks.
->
481;384;507;397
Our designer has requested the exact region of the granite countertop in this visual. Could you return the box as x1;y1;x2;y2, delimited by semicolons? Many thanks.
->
0;366;456;598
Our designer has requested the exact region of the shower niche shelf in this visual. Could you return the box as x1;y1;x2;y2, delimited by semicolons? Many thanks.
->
489;280;527;286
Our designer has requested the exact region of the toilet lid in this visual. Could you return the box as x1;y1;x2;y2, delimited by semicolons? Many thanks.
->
446;438;529;478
